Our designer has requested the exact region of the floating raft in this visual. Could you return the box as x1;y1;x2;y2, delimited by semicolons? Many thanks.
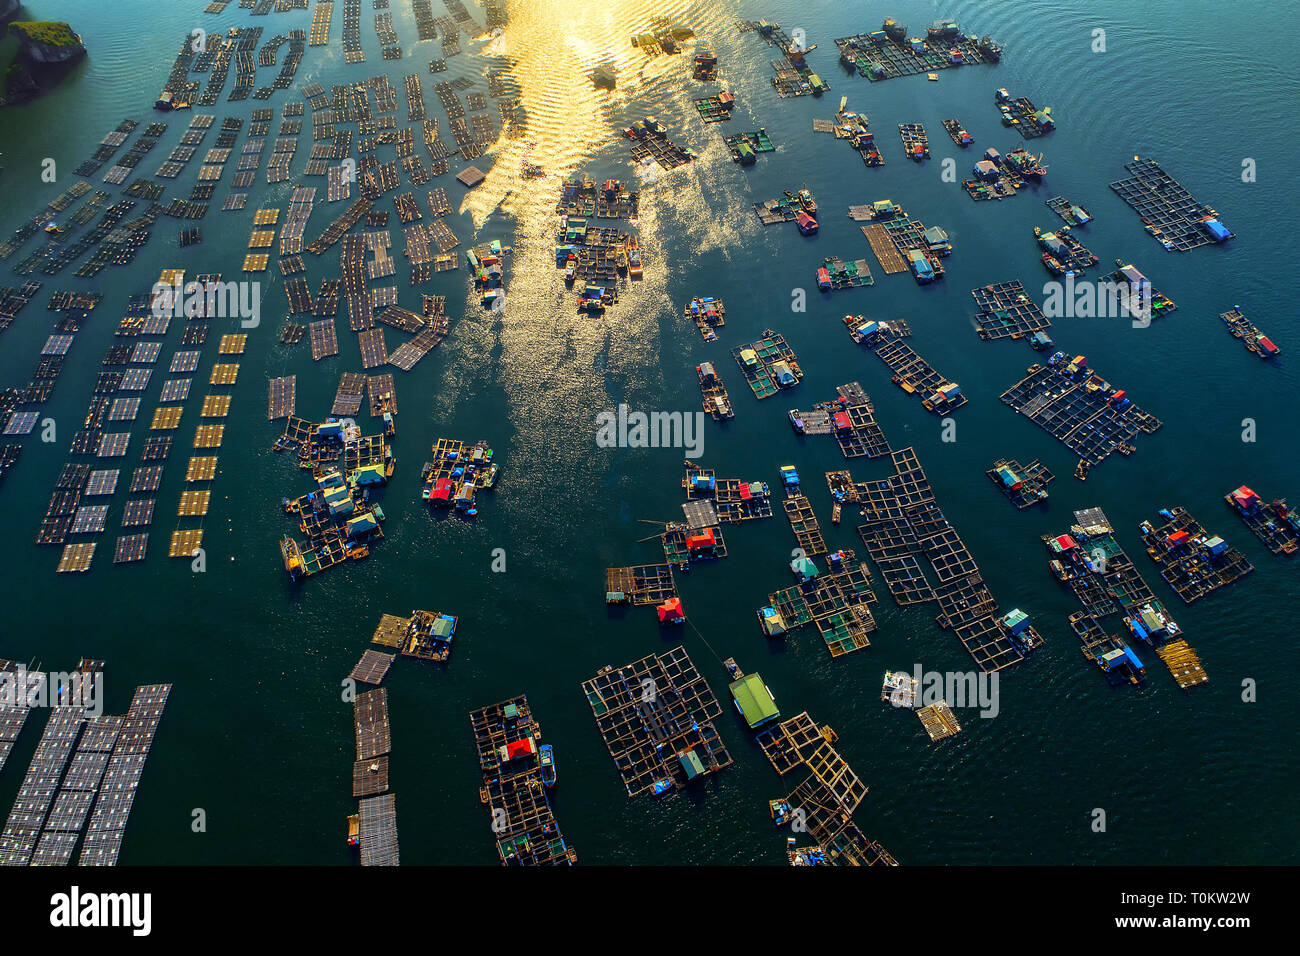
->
860;224;906;274
1220;307;1279;359
468;696;575;865
820;255;874;290
916;701;962;742
697;362;733;421
754;188;817;226
866;327;966;414
1045;196;1092;227
835;22;1002;82
1069;611;1144;686
971;280;1051;341
357;793;399;866
942;118;973;147
1000;96;1053;138
349;649;396;686
1001;357;1161;467
755;711;894;865
731;330;802;399
987;458;1054;509
1045;507;1207;688
693;93;736;123
684;296;724;341
604;563;676;605
268;375;296;420
682;466;775;524
661;522;727;569
789;381;892;459
1224;486;1298;555
1138;507;1253;604
354;687;391;761
759;549;878;657
783;494;827;556
582;646;732;798
897;124;929;161
724;130;775;163
838;447;1035;671
1109;158;1232;252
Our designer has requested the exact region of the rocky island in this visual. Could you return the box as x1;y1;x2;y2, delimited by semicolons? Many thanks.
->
0;9;86;106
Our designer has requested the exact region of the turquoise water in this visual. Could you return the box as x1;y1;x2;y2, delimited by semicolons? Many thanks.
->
0;0;1297;865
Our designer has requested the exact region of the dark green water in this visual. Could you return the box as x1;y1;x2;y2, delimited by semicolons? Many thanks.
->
0;0;1297;865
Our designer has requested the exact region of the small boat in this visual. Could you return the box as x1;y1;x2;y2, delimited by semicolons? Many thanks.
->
832;502;842;525
347;814;360;847
479;463;499;489
627;238;643;279
564;256;576;284
616;245;628;273
539;744;556;787
926;73;939;81
1042;252;1066;275
44;222;63;234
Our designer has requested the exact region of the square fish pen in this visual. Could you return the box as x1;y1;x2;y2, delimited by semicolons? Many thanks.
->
582;647;732;797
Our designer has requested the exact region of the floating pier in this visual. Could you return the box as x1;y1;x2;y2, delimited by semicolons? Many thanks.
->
468;696;575;865
1224;485;1298;555
582;647;732;798
1045;507;1207;688
731;330;802;399
866;327;966;414
1045;196;1092;227
1220;307;1279;359
1138;507;1253;604
757;548;878;657
788;381;891;459
897;124;929;161
987;458;1054;509
970;280;1051;341
1109;158;1232;252
835;20;1001;82
1001;356;1162;468
836;447;1035;671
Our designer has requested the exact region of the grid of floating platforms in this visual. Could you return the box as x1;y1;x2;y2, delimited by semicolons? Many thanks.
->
1109;158;1232;252
997;94;1054;138
753;188;818;228
684;296;724;341
819;255;874;290
604;563;676;606
682;465;775;524
582;646;732;797
1045;507;1207;688
625;120;694;170
1220;307;1280;360
834;19;1002;82
788;382;892;459
724;129;775;164
863;323;965;414
468;696;575;865
758;549;878;657
738;20;826;97
697;361;733;420
831;447;1040;671
1045;196;1092;227
1138;508;1253;604
1035;225;1098;275
731;329;801;399
854;200;950;281
987;458;1054;509
756;711;896;865
971;280;1051;341
1001;355;1162;469
1224;485;1298;556
660;521;727;570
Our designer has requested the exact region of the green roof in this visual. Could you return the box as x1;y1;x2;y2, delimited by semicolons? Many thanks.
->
730;673;779;728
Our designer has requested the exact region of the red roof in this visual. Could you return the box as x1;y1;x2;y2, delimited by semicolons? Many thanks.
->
1259;336;1278;353
1166;530;1190;547
832;410;852;431
431;478;453;500
686;529;715;550
505;738;535;760
739;483;752;500
657;597;684;624
1055;534;1078;551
